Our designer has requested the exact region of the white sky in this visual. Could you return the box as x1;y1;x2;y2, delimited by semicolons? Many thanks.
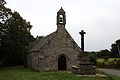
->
5;0;120;51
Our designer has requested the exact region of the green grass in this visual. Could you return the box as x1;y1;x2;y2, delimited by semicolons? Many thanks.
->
0;66;120;80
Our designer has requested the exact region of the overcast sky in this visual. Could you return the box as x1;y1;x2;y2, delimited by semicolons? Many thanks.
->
5;0;120;51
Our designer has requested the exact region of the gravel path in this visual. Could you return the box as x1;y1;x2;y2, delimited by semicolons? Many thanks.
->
99;69;120;77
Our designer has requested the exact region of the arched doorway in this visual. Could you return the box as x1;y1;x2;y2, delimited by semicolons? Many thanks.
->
58;55;66;70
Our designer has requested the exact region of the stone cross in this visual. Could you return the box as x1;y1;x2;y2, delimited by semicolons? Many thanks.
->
79;30;86;52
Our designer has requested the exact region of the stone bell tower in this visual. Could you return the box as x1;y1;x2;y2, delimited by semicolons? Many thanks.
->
57;7;66;31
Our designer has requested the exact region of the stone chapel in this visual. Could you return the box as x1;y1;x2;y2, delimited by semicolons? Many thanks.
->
27;7;82;71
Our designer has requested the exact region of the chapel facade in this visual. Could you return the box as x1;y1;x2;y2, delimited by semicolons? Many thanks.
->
27;7;82;71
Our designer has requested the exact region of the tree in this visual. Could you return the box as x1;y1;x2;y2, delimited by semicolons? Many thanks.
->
0;0;12;63
110;39;120;58
97;49;110;58
116;39;120;57
0;0;6;5
0;1;34;66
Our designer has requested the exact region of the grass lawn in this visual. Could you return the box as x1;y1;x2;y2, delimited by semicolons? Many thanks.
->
0;66;120;80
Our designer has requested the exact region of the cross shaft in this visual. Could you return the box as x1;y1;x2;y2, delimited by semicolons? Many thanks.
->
79;30;86;51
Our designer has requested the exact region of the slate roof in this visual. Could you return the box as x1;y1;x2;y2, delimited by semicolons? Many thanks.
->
28;31;56;52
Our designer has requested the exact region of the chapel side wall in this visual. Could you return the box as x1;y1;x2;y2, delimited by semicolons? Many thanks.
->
30;52;39;71
27;51;45;71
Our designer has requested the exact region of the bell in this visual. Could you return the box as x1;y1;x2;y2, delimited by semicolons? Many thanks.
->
59;17;63;22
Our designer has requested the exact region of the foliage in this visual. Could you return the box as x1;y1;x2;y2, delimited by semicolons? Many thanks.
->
87;51;97;66
0;66;120;80
86;50;110;66
0;1;34;66
97;58;120;68
110;39;120;58
87;39;120;59
0;0;6;5
97;49;110;59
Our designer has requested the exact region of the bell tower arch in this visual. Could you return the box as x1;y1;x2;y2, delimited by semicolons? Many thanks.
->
57;7;66;25
57;7;66;31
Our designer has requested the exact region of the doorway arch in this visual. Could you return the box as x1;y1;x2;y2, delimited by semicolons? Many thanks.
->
58;55;66;70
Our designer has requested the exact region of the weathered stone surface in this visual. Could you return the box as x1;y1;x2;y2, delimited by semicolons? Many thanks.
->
71;58;96;75
71;65;96;75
